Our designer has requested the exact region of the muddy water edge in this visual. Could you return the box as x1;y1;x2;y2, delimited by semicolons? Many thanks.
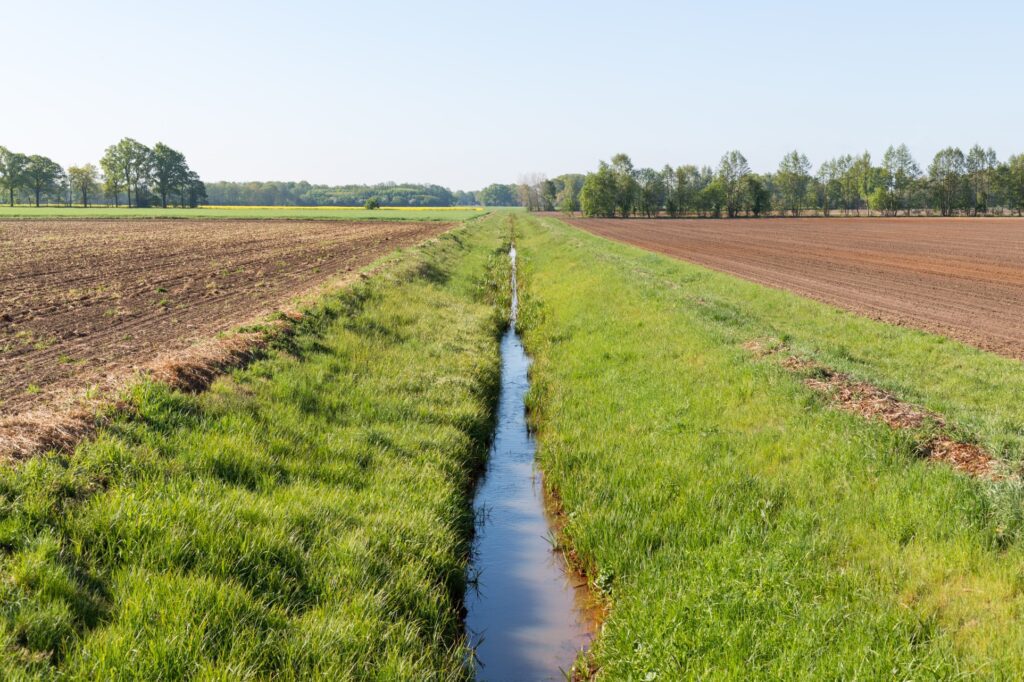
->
464;244;595;680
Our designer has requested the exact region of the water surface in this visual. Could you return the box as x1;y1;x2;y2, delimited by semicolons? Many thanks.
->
464;246;592;681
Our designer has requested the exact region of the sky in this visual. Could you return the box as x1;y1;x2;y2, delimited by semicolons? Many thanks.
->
5;0;1023;189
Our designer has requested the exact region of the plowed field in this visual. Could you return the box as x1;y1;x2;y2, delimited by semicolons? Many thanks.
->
0;219;450;414
567;216;1024;360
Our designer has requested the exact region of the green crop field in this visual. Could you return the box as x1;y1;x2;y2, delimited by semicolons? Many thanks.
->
0;206;488;221
0;215;509;678
514;213;1024;678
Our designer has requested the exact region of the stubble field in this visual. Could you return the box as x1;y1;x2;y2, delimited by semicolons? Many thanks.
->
567;216;1024;360
0;219;450;414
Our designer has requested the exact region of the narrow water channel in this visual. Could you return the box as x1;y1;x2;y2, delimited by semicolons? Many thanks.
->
465;245;592;681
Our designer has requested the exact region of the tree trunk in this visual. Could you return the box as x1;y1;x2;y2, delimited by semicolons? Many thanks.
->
35;188;40;207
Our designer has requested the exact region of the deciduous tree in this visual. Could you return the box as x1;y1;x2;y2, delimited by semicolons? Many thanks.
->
101;138;152;207
151;143;189;208
742;174;771;216
965;145;998;215
881;144;921;216
776;150;812;216
848;152;878;215
580;162;617;218
99;153;124;207
539;179;558;211
717;150;750;218
0;147;28;207
610;153;638;218
68;164;100;207
702;178;727;218
671;165;709;217
554;174;584;214
831;155;856;214
929;147;967;217
817;158;844;217
999;155;1024;215
477;183;518;206
23;155;64;207
184;171;207;208
636;167;666;218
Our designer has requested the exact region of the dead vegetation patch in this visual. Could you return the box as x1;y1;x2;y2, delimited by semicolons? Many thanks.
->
741;339;770;356
928;440;997;479
0;315;302;462
804;373;929;430
146;331;269;393
0;407;99;462
746;339;999;479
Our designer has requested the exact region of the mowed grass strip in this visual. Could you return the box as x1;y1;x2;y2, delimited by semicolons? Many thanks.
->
0;216;508;678
516;214;1024;678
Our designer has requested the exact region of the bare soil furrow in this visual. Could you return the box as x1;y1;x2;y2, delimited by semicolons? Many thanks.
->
0;219;449;414
566;216;1024;360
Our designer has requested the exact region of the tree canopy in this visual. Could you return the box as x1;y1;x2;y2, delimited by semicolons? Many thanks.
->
202;181;463;207
568;146;1024;218
0;148;29;207
0;139;205;208
67;164;99;207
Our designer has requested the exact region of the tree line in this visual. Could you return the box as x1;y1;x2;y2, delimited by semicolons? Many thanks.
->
0;139;206;208
543;147;1024;219
204;181;542;208
0;145;529;209
204;181;476;207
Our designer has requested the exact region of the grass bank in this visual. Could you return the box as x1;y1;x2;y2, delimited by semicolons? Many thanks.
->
0;215;509;678
514;213;1024;678
0;206;487;221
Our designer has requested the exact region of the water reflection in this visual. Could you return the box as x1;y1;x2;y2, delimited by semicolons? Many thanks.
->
464;246;592;681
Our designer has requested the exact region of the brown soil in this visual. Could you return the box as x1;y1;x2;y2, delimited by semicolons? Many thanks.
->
566;216;1024;360
0;219;449;417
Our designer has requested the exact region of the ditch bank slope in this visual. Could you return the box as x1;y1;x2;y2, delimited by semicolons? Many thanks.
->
0;216;507;679
517;213;1024;678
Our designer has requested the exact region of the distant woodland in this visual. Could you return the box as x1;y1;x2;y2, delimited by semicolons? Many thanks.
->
203;181;527;208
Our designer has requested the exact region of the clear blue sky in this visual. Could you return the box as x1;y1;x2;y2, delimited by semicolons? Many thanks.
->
6;0;1022;189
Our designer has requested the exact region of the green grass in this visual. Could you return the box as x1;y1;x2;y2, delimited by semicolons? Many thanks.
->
515;213;1024;679
0;214;510;679
0;206;487;221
